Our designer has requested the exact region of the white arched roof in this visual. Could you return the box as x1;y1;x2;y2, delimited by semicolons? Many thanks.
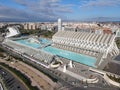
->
5;27;20;38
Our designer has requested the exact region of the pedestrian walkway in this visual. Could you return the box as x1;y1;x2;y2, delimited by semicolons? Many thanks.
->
58;67;86;81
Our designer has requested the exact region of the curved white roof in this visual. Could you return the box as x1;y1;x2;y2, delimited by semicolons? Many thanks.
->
5;27;20;38
52;31;119;57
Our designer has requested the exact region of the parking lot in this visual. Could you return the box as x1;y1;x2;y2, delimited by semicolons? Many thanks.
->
0;66;28;90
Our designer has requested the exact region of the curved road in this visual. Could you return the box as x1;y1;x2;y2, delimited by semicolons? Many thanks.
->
0;58;56;90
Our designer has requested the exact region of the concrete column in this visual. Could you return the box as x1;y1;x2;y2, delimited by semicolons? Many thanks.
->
69;60;73;68
63;64;67;72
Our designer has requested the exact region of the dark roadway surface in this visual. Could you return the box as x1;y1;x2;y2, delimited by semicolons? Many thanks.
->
104;54;120;75
115;54;120;61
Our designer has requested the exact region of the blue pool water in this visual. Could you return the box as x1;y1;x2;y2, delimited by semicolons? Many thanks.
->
16;38;50;48
39;38;51;44
16;39;41;48
15;38;96;67
43;46;96;67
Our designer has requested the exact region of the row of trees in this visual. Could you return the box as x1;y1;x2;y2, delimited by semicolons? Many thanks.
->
0;24;56;39
19;29;56;38
107;74;120;83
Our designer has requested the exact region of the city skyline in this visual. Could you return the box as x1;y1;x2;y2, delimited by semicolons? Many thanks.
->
0;0;120;22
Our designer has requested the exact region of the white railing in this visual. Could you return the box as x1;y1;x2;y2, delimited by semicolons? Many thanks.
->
104;74;120;87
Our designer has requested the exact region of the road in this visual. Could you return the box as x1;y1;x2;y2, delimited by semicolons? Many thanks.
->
0;58;56;90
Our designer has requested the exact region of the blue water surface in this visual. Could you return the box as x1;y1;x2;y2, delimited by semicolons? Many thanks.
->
15;38;96;67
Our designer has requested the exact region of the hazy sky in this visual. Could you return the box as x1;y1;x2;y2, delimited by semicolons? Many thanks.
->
0;0;120;22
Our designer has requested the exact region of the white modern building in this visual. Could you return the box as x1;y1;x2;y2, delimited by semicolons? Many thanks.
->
5;27;20;38
52;31;119;69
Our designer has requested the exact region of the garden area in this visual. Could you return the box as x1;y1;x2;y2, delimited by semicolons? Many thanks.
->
19;28;56;39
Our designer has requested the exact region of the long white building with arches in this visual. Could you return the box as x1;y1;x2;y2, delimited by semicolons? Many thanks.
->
52;31;119;69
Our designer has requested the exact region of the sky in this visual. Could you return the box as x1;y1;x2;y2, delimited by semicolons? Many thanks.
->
0;0;120;22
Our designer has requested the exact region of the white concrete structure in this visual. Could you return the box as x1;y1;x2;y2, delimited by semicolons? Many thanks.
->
53;31;119;57
5;27;20;38
52;31;119;68
58;18;62;31
63;64;67;72
27;37;40;44
104;74;120;88
68;61;73;68
3;39;55;65
95;30;103;34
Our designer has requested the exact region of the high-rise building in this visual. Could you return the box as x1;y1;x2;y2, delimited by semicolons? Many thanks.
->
58;18;62;31
23;23;38;30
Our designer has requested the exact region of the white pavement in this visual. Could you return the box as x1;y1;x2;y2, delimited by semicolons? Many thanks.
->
58;67;86;81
